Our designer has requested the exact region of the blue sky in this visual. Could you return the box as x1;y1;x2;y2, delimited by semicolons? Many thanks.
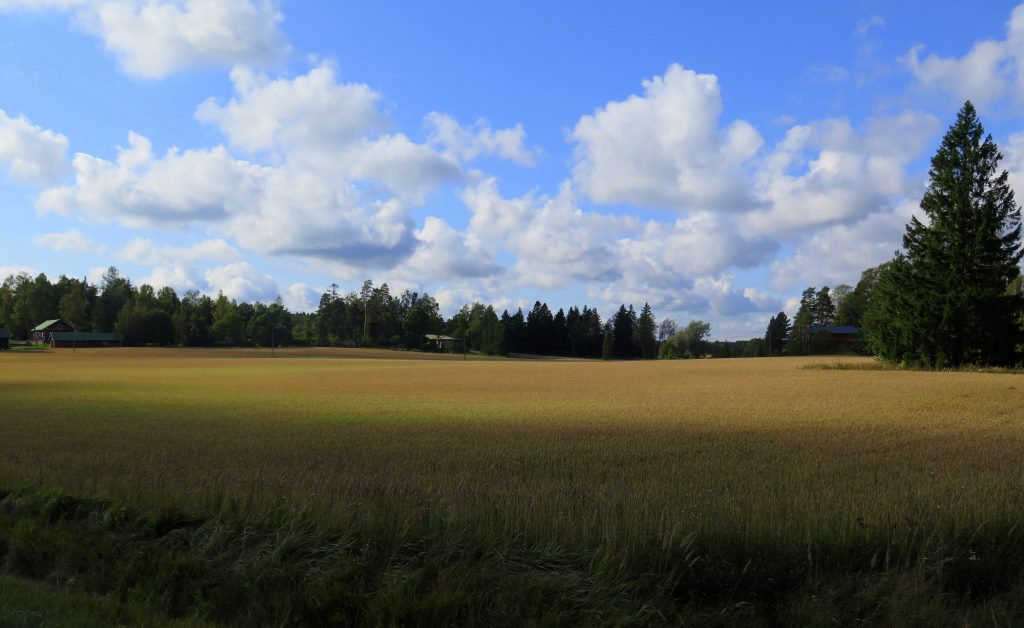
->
2;1;1024;338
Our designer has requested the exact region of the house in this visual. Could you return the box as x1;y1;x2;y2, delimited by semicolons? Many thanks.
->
425;334;461;352
807;325;859;351
0;328;10;350
49;332;122;349
31;319;75;344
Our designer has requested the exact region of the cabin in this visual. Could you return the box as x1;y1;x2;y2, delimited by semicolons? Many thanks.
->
807;325;860;351
0;328;10;350
425;334;461;352
49;332;122;349
31;319;75;344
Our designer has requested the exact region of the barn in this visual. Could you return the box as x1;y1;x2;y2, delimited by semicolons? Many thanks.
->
425;334;462;352
49;332;122;349
807;325;860;351
0;328;10;350
31;319;75;344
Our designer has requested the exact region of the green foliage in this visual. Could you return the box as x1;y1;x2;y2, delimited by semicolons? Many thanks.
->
764;311;791;356
634;303;657;359
659;320;710;359
865;102;1024;367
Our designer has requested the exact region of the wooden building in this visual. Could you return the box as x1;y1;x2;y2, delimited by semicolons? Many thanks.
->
807;325;860;351
0;328;10;351
49;332;122;349
31;319;75;344
425;334;462;352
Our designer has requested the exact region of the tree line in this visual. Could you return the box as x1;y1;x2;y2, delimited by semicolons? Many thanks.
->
0;269;717;359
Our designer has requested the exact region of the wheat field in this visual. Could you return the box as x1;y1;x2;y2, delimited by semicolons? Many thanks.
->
1;348;1023;624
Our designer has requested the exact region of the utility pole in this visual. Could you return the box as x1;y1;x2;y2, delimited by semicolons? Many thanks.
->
271;326;275;358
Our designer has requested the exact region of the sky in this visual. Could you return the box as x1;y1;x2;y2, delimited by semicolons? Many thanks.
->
3;1;1024;339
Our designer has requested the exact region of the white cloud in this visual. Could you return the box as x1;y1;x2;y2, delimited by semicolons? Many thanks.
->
204;261;277;302
460;178;777;301
0;265;40;281
33;228;98;254
571;63;762;211
196;63;385;155
904;41;1009;106
425;112;537;166
771;200;923;291
394;216;503;282
283;282;317;312
744;112;938;235
0;0;289;79
855;16;886;37
38;132;263;226
903;4;1024;106
1003;129;1024;202
116;237;240;266
0;109;69;184
137;264;199;292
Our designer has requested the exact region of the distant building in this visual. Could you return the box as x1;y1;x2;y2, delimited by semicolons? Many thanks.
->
807;325;859;351
0;328;10;351
31;319;75;344
49;332;122;349
425;334;461;352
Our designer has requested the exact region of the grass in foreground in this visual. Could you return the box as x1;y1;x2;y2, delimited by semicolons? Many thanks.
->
1;348;1023;624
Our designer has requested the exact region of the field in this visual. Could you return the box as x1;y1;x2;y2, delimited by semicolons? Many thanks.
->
1;348;1024;625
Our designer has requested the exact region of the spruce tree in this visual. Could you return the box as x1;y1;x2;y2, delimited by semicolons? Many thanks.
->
634;303;657;359
868;101;1023;366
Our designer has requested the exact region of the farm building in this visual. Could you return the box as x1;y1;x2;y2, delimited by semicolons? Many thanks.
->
425;334;462;352
0;328;10;350
49;332;122;349
31;319;75;344
807;325;860;350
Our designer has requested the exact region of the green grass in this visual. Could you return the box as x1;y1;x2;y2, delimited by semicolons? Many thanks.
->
0;573;211;627
2;348;1024;624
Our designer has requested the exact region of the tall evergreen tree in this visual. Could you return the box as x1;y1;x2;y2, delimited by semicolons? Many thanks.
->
634;303;657;359
764;311;791;356
866;101;1023;367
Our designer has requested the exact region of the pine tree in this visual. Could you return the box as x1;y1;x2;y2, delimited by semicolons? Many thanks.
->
867;101;1023;366
764;311;791;356
634;303;657;359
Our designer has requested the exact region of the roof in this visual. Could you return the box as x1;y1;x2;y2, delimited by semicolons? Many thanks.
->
31;319;70;332
808;325;859;335
0;328;10;339
50;332;120;342
425;334;459;341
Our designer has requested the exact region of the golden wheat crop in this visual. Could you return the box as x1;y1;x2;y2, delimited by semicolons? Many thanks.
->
1;348;1022;552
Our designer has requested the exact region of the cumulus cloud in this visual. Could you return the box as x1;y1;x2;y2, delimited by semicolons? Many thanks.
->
1;0;288;79
203;261;278;302
33;228;98;254
904;4;1024;106
283;282;317;312
0;265;40;280
743;112;938;235
38;61;469;269
116;237;240;266
39;132;263;226
196;63;385;155
394;216;503;282
571;63;763;211
0;109;69;184
770;201;923;291
460;178;778;304
425;112;537;166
